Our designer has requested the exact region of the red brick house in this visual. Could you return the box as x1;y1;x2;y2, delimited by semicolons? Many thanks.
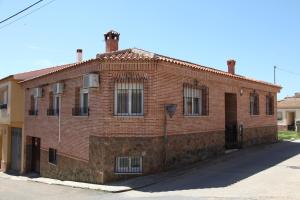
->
21;30;281;183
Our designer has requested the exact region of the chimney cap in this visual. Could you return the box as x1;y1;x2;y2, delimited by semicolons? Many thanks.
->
227;59;236;65
77;49;83;53
104;30;120;41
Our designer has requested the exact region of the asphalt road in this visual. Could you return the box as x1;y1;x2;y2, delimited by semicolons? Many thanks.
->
1;140;300;200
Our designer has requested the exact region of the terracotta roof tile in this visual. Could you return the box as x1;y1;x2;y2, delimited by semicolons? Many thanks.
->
20;48;281;89
14;63;74;81
278;97;300;109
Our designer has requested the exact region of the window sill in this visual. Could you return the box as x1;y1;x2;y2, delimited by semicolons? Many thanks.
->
114;172;143;175
250;115;260;117
48;162;57;166
184;115;209;118
114;115;144;118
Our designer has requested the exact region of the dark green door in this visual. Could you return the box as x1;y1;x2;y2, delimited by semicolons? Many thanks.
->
11;128;22;172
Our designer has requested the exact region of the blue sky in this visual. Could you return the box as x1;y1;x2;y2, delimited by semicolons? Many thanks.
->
0;0;299;99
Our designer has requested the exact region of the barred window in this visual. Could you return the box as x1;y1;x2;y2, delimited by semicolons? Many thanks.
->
47;92;60;116
72;88;89;116
115;156;143;174
29;95;38;116
183;85;209;116
115;83;144;116
250;93;259;115
49;148;57;165
266;94;274;115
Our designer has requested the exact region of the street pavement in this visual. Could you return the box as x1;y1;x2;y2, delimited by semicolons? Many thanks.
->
1;140;300;200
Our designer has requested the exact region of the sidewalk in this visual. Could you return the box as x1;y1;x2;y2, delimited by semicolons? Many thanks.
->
1;141;293;193
0;166;193;193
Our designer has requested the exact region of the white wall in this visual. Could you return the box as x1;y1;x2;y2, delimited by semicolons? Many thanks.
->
278;109;300;131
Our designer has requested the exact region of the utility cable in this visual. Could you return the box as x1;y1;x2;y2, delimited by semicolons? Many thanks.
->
0;0;57;31
0;0;44;24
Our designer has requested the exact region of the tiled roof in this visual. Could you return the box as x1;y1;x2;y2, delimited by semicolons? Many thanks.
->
12;63;74;81
278;94;300;109
20;48;281;89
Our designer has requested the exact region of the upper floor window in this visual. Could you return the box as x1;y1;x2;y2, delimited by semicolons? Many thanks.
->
266;94;274;115
183;84;209;116
250;92;259;115
115;82;144;116
29;95;38;116
0;88;8;109
72;87;89;116
47;91;60;116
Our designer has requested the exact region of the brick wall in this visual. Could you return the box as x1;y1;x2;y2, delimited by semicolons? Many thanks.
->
22;59;280;182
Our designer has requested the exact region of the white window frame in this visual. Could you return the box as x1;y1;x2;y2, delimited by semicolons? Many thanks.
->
114;83;144;116
184;86;202;116
80;89;89;109
115;156;143;174
277;111;283;121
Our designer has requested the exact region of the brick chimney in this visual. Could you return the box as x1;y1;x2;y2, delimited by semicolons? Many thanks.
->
227;59;236;75
104;30;120;53
76;49;83;62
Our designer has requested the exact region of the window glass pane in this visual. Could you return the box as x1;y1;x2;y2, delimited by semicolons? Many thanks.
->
83;93;88;108
54;96;60;110
193;98;200;114
119;157;129;168
277;112;283;120
131;89;142;114
186;97;192;114
34;97;38;111
117;89;129;114
131;157;141;168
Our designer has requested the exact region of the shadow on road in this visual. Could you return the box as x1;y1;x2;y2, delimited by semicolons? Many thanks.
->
113;141;300;193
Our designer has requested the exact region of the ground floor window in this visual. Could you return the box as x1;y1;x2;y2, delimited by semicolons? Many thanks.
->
49;148;57;165
115;156;143;174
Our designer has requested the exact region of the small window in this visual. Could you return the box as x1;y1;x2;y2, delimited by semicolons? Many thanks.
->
266;94;274;115
115;83;144;116
0;89;8;109
183;85;209;116
250;93;259;115
47;92;60;116
115;156;142;174
29;95;38;115
49;148;57;165
277;111;283;121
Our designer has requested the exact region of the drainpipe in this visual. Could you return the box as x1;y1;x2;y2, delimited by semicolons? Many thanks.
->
163;110;168;169
58;95;61;143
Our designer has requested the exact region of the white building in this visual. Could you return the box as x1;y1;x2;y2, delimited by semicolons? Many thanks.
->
277;93;300;131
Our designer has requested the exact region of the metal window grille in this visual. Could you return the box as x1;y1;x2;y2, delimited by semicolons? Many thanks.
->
72;88;89;116
115;156;143;174
266;95;274;115
183;85;209;116
250;93;259;115
29;95;38;116
114;82;144;116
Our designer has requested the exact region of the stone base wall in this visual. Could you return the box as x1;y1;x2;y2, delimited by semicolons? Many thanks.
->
40;150;102;184
39;131;225;184
39;126;277;184
242;125;277;147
